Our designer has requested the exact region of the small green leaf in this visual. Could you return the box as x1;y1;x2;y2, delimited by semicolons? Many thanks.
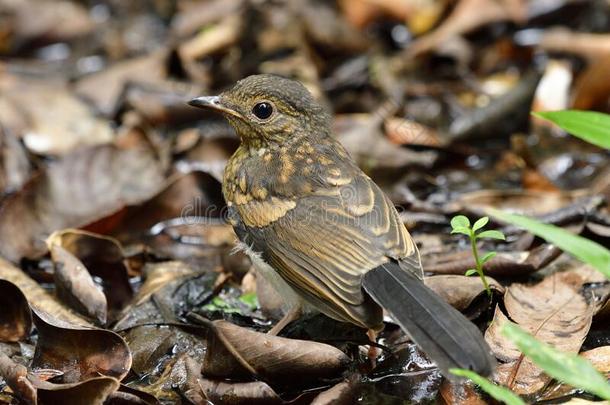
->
533;110;610;149
489;209;610;279
450;227;471;236
502;323;610;400
473;216;489;232
449;368;526;405
465;269;477;276
239;292;258;310
477;230;505;240
480;251;497;264
451;215;471;230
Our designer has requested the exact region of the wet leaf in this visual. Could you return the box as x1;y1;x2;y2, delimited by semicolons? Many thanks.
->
0;279;32;342
202;320;350;384
31;309;132;383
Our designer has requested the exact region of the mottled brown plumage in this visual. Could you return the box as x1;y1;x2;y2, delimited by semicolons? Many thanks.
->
188;74;495;377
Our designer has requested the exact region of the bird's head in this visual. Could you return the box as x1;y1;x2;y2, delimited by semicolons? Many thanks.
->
188;74;330;147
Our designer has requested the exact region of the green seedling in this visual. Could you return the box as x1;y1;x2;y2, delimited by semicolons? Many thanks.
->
450;215;505;297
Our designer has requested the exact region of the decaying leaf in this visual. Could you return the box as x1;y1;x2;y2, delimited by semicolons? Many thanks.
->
0;133;165;262
486;271;593;394
31;309;132;383
0;279;32;342
202;320;350;384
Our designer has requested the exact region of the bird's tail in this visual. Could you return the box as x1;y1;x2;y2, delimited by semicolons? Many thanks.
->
362;262;496;377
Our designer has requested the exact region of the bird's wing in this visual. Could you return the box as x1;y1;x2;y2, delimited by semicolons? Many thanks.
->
233;173;421;327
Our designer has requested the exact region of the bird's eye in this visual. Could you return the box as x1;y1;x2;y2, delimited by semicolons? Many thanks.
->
252;102;274;120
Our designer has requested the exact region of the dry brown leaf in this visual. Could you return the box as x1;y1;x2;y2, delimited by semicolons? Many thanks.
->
0;279;32;342
425;275;503;311
0;124;30;195
75;52;167;115
48;241;108;325
0;134;165;262
0;258;91;326
538;29;610;61
310;379;357;405
384;117;444;147
178;15;242;62
486;272;593;394
0;351;36;404
0;78;113;155
32;309;132;383
33;375;120;405
47;230;133;320
406;0;518;57
202;320;350;383
453;189;586;217
572;55;610;110
199;377;282;405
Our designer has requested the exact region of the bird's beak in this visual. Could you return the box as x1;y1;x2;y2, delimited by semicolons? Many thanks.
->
187;96;243;119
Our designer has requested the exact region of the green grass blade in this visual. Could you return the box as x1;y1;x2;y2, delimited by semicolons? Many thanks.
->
502;323;610;400
488;209;610;279
449;368;526;405
533;110;610;149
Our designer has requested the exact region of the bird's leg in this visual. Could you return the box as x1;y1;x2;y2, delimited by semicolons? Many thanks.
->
367;329;380;368
268;305;302;335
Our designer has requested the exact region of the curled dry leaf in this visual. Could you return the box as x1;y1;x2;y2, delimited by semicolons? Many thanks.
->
32;375;120;405
107;385;162;405
198;378;282;405
424;275;504;312
486;272;593;394
0;279;32;342
0;257;91;326
452;189;587;217
0;134;165;262
48;230;133;319
202;320;350;384
0;351;37;404
31;309;132;383
47;239;107;325
424;244;561;277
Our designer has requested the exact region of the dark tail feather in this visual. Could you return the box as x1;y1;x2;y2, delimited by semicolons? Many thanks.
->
362;262;496;377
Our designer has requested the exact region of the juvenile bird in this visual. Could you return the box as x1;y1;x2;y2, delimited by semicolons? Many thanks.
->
188;74;495;377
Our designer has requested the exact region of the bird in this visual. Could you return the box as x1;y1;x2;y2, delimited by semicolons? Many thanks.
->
188;74;496;377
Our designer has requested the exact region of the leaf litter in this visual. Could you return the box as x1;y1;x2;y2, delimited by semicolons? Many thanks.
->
0;0;609;403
